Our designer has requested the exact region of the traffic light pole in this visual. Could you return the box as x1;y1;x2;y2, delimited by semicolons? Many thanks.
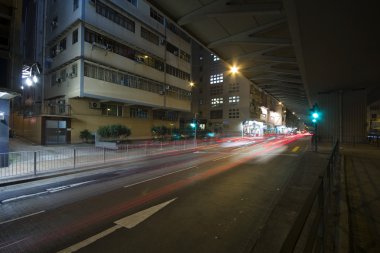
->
314;122;318;152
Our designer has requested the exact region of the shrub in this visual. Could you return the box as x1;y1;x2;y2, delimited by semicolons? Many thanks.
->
97;124;131;140
79;129;93;143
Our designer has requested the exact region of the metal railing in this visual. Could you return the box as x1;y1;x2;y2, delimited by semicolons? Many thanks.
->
281;140;340;253
0;139;216;180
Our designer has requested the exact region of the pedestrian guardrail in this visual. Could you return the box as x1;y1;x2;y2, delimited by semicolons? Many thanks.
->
0;139;215;180
280;140;340;253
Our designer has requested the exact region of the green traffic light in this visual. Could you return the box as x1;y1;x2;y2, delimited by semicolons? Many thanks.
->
312;112;319;119
190;123;196;128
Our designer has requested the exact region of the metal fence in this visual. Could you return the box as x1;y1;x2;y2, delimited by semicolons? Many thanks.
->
280;140;340;253
0;139;215;180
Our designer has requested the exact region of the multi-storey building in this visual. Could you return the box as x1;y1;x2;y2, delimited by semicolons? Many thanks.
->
191;46;285;137
0;0;22;166
14;0;192;144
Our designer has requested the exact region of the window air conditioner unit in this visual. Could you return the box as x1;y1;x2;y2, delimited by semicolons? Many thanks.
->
89;102;100;109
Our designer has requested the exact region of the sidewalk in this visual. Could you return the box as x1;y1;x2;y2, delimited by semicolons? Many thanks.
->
250;142;333;253
338;144;380;253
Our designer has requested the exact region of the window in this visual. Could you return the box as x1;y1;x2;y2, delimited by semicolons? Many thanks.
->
73;0;78;11
60;69;67;82
210;73;223;84
229;96;240;103
84;28;164;72
179;50;191;62
83;62;191;101
141;27;159;45
211;97;223;107
166;64;190;81
210;110;223;119
51;16;58;30
229;83;239;92
166;42;179;56
166;21;191;43
210;85;223;96
96;1;135;32
126;0;137;6
71;64;78;77
211;54;220;61
101;104;123;117
229;108;240;118
130;107;148;119
51;73;56;87
150;8;164;25
59;38;66;51
72;29;78;44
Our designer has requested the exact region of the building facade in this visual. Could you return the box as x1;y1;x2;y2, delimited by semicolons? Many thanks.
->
0;0;23;166
191;45;286;137
14;0;193;144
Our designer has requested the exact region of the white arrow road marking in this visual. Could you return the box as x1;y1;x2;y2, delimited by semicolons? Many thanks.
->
57;198;177;253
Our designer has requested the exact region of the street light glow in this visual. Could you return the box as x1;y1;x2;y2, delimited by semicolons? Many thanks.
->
32;75;38;83
25;77;33;86
230;65;239;74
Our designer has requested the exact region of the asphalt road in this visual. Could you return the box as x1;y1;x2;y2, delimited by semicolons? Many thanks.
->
0;135;310;253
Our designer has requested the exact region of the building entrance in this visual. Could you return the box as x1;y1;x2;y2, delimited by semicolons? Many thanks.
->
45;119;68;144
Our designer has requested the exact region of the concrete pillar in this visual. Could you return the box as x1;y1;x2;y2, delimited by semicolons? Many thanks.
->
0;99;10;167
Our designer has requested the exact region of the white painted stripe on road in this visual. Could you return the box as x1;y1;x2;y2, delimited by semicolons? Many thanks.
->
0;210;46;225
0;238;28;250
1;180;96;204
58;198;177;253
1;192;47;203
46;180;95;193
124;166;197;188
57;224;122;253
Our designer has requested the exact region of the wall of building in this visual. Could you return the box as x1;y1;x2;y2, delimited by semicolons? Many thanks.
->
69;98;179;143
317;89;367;143
12;114;42;144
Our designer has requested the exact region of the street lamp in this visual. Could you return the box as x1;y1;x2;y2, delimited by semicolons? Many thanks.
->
21;63;41;89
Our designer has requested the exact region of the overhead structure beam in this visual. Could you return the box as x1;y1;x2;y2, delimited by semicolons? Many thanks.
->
208;18;287;47
254;55;297;64
251;74;302;83
178;1;283;25
228;46;284;62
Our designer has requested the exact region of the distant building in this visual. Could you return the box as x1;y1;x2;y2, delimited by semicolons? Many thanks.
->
368;100;380;134
14;0;192;144
191;45;285;137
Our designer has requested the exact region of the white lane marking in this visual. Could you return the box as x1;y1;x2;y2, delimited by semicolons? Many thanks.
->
46;180;95;193
1;192;47;203
1;180;95;204
124;166;197;188
58;198;177;253
0;238;28;250
0;210;46;225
